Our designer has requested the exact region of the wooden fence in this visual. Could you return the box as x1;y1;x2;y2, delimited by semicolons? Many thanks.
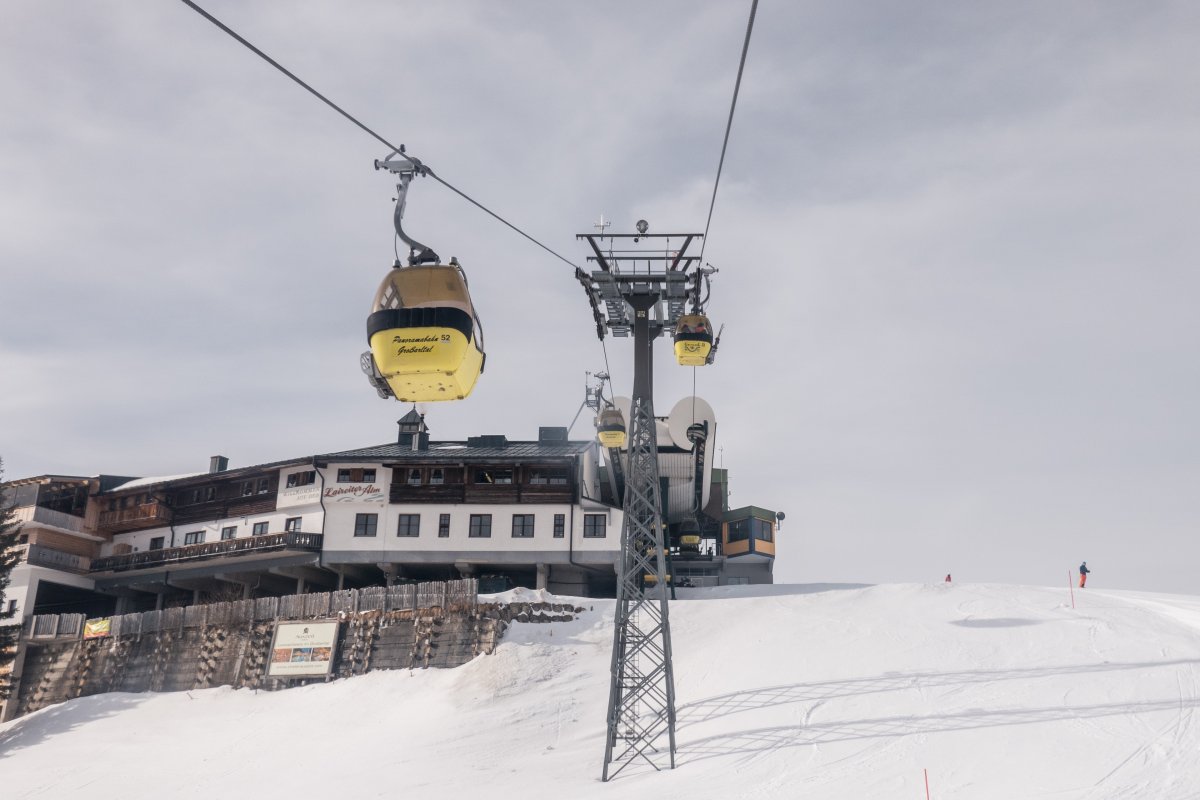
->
22;579;478;641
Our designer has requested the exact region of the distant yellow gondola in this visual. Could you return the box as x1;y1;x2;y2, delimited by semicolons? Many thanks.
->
596;407;627;448
364;263;485;403
674;313;713;366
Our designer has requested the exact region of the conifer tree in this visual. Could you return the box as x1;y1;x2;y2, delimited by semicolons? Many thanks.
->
0;459;24;694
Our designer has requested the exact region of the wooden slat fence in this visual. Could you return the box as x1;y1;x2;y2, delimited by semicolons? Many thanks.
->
21;580;477;643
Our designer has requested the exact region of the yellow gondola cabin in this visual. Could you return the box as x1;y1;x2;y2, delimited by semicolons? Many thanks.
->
365;263;485;403
674;313;713;366
596;408;627;448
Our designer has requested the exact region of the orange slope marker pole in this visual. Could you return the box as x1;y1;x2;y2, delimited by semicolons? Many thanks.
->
924;768;931;799
1068;570;1076;609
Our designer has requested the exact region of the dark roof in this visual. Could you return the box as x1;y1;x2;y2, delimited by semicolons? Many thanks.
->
92;437;594;496
320;440;594;463
397;408;424;425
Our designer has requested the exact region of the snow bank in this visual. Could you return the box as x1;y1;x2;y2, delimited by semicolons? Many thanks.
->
3;583;1199;799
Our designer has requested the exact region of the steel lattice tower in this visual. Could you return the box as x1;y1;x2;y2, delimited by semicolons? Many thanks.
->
575;230;704;780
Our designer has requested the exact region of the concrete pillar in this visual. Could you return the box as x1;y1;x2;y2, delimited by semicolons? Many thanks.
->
242;582;252;600
192;589;202;605
155;593;164;611
296;577;307;595
536;563;550;591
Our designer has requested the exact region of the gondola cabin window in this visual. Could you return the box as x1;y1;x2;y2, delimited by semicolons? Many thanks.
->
338;468;376;483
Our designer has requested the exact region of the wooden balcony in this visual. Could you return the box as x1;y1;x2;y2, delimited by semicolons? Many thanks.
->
90;532;323;574
389;483;468;504
12;506;86;533
97;502;172;533
20;544;92;574
389;482;574;505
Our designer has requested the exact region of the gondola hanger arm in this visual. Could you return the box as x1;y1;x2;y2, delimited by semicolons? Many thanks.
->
375;148;440;265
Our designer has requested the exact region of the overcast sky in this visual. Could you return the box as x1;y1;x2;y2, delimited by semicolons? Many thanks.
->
2;1;1197;593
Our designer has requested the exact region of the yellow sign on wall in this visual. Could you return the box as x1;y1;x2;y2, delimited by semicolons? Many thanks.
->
83;618;111;639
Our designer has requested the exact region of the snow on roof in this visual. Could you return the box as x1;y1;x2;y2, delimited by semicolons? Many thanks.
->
107;473;205;491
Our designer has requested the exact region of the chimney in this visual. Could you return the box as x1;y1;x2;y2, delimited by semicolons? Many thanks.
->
539;427;568;444
209;455;229;474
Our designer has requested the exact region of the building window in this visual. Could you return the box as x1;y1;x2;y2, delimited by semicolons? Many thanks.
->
529;469;569;485
438;513;450;537
338;468;376;483
729;518;772;543
221;526;237;540
241;481;255;497
5;599;15;615
354;513;378;537
256;478;270;495
287;471;316;488
407;469;422;486
184;531;205;545
512;514;535;538
553;514;565;538
284;517;302;532
397;514;420;537
474;468;513;485
430;468;444;485
468;514;492;538
252;521;269;536
583;514;606;538
179;487;213;506
149;536;165;550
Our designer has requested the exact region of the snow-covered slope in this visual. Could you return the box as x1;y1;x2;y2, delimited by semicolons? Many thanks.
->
3;583;1199;799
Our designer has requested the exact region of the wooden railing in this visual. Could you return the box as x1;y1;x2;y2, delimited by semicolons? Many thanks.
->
97;502;172;531
23;544;91;573
12;506;86;533
90;532;323;573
